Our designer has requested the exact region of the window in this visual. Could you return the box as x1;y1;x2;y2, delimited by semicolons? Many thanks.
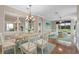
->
6;23;14;31
57;20;71;33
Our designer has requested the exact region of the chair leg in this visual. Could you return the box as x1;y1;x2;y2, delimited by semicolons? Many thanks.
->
41;47;43;54
46;44;48;53
20;48;23;54
14;46;16;54
35;47;37;54
2;48;4;54
36;48;37;54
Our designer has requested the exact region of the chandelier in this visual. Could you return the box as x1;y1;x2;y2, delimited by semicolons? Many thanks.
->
25;5;35;22
25;5;35;32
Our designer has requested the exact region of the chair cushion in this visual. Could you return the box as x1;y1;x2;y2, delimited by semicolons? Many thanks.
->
2;41;15;48
37;39;47;48
20;42;36;52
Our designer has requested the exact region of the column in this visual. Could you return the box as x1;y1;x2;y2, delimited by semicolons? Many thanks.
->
14;17;21;32
0;6;5;33
34;16;38;33
71;20;75;43
17;17;19;32
42;17;45;34
76;5;79;50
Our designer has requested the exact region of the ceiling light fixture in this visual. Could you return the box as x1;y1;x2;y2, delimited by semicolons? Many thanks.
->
25;5;35;21
25;5;35;32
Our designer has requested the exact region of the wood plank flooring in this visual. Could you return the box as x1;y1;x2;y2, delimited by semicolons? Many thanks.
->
48;39;79;54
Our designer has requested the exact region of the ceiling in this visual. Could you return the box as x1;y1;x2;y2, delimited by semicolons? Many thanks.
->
7;5;77;21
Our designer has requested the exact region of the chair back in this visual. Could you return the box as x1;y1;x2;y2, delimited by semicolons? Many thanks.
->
0;33;5;43
0;33;16;44
43;32;49;41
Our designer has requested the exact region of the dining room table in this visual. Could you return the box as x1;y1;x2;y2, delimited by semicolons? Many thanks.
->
14;33;40;42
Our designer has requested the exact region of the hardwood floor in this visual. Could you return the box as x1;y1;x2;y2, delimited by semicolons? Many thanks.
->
48;38;79;54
